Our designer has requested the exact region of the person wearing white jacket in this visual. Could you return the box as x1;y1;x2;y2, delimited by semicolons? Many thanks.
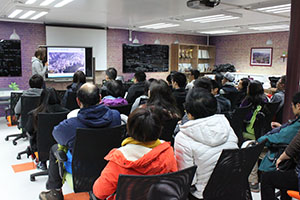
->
174;88;238;200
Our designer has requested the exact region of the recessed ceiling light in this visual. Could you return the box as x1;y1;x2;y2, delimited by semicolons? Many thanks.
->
40;0;56;6
185;14;240;23
30;11;48;20
19;10;36;19
25;0;37;4
54;0;74;8
8;9;23;18
256;4;291;14
248;25;289;31
139;23;180;29
199;30;238;34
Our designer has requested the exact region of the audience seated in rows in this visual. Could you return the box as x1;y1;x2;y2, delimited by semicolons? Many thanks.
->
39;83;121;200
236;77;250;108
101;80;128;106
26;88;69;170
61;71;86;107
171;72;187;117
261;129;300;200
15;74;44;115
92;107;178;200
219;72;238;95
126;71;146;104
186;69;200;90
174;88;238;200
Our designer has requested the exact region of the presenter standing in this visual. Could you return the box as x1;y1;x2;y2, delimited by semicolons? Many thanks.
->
32;47;48;88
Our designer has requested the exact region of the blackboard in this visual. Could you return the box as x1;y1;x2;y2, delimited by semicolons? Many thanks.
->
123;44;169;73
0;40;22;77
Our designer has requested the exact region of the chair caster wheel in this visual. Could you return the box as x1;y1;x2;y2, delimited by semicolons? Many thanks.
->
13;141;17;145
30;176;35;182
5;137;8;141
16;155;21;160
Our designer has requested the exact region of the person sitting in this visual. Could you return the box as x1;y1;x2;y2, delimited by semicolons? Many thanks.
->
26;88;69;170
194;76;212;92
101;80;128;106
219;72;238;95
174;88;238;200
39;83;121;200
126;71;146;104
211;79;231;113
270;75;286;113
186;69;200;90
15;74;44;116
101;67;117;97
235;78;250;108
92;107;178;200
61;71;86;107
171;72;187;117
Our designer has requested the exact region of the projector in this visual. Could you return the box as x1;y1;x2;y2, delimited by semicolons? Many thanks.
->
187;0;221;9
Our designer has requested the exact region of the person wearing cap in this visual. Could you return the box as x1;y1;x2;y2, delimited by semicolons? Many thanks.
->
219;72;238;95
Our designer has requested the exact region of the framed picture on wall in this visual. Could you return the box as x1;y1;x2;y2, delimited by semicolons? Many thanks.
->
250;47;273;67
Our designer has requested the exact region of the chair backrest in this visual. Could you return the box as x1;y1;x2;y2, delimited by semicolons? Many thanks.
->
229;104;253;147
223;92;239;110
203;140;266;200
160;118;180;146
109;104;132;116
65;91;79;110
37;111;69;162
20;96;41;129
10;92;23;115
261;101;280;133
56;90;66;102
115;166;197;200
72;125;127;193
253;112;266;139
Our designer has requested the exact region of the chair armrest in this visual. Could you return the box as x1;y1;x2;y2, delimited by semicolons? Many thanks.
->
54;149;68;162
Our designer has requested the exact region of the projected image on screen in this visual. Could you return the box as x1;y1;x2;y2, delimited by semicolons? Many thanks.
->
47;47;85;78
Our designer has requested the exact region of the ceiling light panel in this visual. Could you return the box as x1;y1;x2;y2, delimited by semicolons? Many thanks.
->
248;25;289;31
139;23;180;29
184;13;240;24
40;0;56;6
54;0;74;8
19;10;36;19
199;30;238;35
25;0;37;4
8;9;23;18
256;3;291;14
30;11;48;20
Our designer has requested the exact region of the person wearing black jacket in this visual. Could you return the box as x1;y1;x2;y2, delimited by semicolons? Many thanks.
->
126;71;146;103
171;72;187;117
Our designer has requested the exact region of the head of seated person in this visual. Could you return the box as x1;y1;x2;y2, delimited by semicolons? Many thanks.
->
276;75;286;92
134;71;146;83
102;80;128;106
194;77;212;93
105;67;117;81
29;74;44;89
71;71;86;90
147;79;181;119
291;92;300;117
166;71;176;86
190;69;200;82
185;88;217;120
243;80;266;107
222;72;235;85
171;72;187;89
76;83;101;108
238;78;250;92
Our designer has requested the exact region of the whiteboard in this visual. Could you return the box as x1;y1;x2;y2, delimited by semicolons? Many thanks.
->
46;26;107;71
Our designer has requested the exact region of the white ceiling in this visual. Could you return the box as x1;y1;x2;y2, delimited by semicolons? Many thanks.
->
0;0;291;36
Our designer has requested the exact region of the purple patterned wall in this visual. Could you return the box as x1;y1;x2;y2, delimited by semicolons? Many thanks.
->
107;29;207;81
0;21;46;117
210;31;289;75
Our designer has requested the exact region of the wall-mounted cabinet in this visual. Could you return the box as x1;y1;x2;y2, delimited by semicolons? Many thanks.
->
170;43;216;73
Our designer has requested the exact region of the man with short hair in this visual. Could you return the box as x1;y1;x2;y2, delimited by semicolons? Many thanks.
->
101;67;118;97
270;75;286;111
186;69;200;90
126;71;146;103
171;72;187;117
39;83;121;200
15;74;44;115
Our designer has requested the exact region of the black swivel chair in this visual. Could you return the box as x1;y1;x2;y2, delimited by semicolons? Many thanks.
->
5;92;23;125
65;91;79;111
202;140;266;200
109;104;133;116
261;101;281;133
114;166;196;200
5;96;40;145
29;111;69;181
223;92;239;111
56;90;66;102
55;125;126;193
160;118;180;146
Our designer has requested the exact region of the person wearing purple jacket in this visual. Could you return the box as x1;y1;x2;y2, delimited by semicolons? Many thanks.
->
101;80;128;106
39;83;121;200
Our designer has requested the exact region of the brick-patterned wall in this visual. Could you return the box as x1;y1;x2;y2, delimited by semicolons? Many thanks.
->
106;29;206;82
210;31;289;75
0;21;46;117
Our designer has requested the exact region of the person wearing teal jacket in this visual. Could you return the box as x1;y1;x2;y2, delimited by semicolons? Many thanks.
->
257;91;300;172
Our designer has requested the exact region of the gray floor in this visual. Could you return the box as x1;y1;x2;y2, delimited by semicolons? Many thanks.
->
0;117;262;200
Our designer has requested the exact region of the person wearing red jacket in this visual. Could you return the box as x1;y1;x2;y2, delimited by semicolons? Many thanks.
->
93;107;178;200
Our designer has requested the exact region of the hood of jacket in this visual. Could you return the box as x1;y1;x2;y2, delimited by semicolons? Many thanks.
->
77;104;119;128
31;56;41;63
105;142;176;174
179;114;233;147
